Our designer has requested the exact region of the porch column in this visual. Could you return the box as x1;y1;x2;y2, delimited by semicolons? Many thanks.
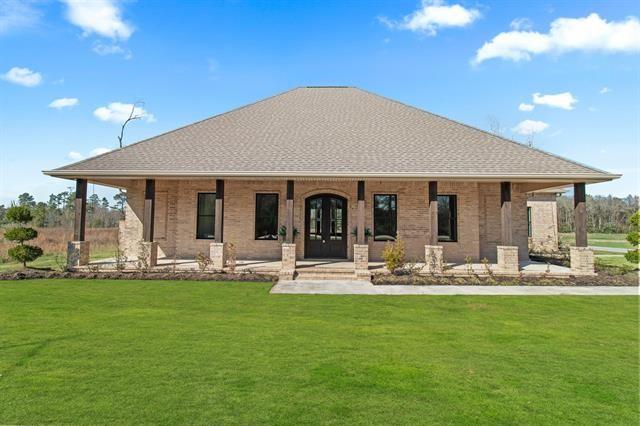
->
428;181;438;246
211;179;226;270
67;178;90;268
354;181;369;279
357;181;365;244
500;182;512;246
285;180;294;243
570;183;594;275
574;183;587;247
280;180;296;279
141;179;158;267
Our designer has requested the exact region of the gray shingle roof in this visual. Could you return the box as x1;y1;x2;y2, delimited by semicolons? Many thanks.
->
46;87;617;181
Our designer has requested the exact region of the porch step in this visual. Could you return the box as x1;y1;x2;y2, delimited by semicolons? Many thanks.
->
294;268;371;281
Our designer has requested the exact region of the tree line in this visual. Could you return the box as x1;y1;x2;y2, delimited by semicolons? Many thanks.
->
0;191;125;228
557;194;639;233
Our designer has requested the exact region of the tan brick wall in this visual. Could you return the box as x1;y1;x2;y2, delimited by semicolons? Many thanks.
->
527;193;559;252
120;179;531;263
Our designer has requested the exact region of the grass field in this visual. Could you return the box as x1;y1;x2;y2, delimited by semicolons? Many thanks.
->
1;280;637;424
560;232;634;249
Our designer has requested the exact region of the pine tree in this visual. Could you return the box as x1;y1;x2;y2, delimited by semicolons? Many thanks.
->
5;205;43;268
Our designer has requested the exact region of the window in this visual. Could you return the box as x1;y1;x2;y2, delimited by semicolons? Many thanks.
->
196;193;216;239
373;194;397;241
255;193;279;240
438;195;457;242
527;207;532;237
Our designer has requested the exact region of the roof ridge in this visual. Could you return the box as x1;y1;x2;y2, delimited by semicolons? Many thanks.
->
51;87;302;171
353;87;614;177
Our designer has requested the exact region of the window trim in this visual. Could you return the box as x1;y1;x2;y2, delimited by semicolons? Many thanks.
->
437;194;458;243
527;206;532;237
254;192;279;241
195;192;216;240
373;193;398;242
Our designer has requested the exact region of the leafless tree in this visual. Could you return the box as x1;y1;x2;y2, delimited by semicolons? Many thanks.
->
117;101;145;148
486;115;503;136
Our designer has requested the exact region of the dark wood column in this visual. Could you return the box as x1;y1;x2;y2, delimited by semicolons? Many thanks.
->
215;179;224;243
285;180;294;243
500;182;512;246
73;178;87;241
357;181;365;244
143;179;155;242
428;181;438;245
574;182;587;247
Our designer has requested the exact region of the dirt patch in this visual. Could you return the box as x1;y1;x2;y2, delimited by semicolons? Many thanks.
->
0;270;276;282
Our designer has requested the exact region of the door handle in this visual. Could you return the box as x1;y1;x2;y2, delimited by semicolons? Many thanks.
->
322;239;326;243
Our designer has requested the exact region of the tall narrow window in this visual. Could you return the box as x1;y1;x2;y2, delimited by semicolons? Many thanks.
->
527;207;532;237
373;194;397;241
196;193;216;239
438;195;457;242
255;193;279;240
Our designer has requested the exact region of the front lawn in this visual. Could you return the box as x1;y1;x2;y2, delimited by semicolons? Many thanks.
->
0;280;637;424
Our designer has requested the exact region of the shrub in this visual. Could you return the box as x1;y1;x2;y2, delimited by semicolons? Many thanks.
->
195;252;212;272
624;211;639;265
382;237;405;273
4;205;43;268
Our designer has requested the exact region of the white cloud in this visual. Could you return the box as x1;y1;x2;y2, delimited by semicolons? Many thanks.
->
92;42;132;59
473;13;640;64
1;66;42;87
49;97;79;109
512;119;549;135
89;147;111;156
62;0;133;40
379;0;480;36
93;102;155;124
510;17;532;31
518;102;535;112
0;0;41;34
532;92;577;110
67;151;83;161
599;86;611;94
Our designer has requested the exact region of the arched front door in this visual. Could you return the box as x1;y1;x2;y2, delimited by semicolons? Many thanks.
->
305;194;348;259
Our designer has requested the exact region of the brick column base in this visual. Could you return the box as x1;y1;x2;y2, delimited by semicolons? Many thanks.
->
67;241;90;269
210;242;227;271
424;245;444;274
497;246;519;273
280;243;296;280
354;244;370;280
138;241;158;268
570;247;595;275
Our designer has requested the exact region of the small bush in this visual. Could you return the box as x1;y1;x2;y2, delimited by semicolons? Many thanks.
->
4;205;42;268
624;211;639;265
4;227;38;242
8;245;43;266
382;237;405;273
195;252;212;272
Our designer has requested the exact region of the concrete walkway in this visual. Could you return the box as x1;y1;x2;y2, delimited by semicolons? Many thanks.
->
271;280;638;295
591;246;628;253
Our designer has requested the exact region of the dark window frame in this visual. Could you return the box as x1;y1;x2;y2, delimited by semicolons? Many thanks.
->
437;194;458;243
527;206;532;237
255;193;279;241
373;194;398;242
196;192;216;240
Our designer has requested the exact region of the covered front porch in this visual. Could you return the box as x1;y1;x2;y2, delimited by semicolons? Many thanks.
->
66;177;595;279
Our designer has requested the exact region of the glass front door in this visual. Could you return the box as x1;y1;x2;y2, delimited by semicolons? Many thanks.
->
305;194;348;258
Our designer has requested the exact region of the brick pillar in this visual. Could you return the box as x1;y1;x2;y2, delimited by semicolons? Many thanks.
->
210;242;227;271
497;246;519;273
67;241;90;268
501;182;513;246
570;247;595;275
354;244;370;279
428;181;438;246
280;243;296;279
424;245;443;274
139;241;159;268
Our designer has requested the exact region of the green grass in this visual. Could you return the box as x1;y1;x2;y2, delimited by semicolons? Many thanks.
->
596;255;639;270
560;233;634;249
1;280;637;424
0;248;115;272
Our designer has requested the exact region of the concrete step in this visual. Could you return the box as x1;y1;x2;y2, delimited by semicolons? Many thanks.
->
294;268;371;281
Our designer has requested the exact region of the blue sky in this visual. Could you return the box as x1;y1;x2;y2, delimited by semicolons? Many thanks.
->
1;0;638;205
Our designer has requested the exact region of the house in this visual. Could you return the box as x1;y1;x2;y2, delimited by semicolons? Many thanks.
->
44;87;619;278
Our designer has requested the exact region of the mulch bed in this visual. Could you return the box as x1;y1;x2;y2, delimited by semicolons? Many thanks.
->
0;270;277;282
372;272;638;286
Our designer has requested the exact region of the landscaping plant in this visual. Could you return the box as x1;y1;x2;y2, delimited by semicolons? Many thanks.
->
4;205;43;268
624;211;639;264
382;237;405;273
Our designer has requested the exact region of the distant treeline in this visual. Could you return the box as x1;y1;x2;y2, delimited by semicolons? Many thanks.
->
558;194;639;233
0;191;125;228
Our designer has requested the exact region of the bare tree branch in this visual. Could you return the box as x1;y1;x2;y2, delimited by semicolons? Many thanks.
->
117;101;145;149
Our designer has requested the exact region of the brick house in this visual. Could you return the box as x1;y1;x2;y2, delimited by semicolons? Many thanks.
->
45;87;618;277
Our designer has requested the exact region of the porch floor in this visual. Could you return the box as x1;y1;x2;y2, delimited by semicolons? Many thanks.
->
86;257;574;276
